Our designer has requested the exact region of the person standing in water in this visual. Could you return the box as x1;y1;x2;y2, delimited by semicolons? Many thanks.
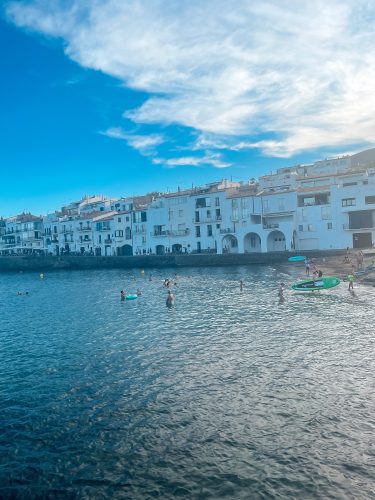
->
166;290;174;307
120;290;125;301
347;274;354;291
240;280;244;291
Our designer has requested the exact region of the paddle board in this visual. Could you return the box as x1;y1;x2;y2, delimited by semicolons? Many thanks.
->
288;255;306;262
126;294;138;300
291;276;340;291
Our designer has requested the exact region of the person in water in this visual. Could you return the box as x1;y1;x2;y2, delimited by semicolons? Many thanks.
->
120;290;125;301
240;280;244;291
166;290;174;307
136;289;142;296
347;274;354;291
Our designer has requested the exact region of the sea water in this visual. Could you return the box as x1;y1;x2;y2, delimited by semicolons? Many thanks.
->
0;266;374;498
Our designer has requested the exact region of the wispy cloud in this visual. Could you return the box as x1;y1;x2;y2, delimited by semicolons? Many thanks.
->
101;127;165;155
153;153;231;169
7;0;375;157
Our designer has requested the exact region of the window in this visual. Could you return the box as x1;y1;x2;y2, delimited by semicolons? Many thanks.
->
278;198;285;211
216;224;221;229
343;182;357;187
215;197;220;206
195;226;201;238
342;198;356;207
118;218;121;222
307;224;315;231
365;195;375;204
263;200;269;212
179;210;183;217
327;222;333;230
207;210;211;218
321;206;331;220
115;230;124;237
207;225;212;236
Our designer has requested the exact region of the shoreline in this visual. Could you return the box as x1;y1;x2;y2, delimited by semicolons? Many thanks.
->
1;249;374;277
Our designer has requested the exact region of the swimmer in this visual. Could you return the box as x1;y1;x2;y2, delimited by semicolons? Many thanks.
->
166;290;175;308
136;289;142;296
120;290;125;301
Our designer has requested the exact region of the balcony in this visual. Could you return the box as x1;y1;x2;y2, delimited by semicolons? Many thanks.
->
220;228;234;234
79;238;91;243
152;229;190;237
343;224;375;231
78;226;92;231
193;216;221;224
104;239;112;244
263;223;280;229
60;228;73;233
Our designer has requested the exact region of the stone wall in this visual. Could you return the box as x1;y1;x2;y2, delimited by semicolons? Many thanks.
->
0;250;346;272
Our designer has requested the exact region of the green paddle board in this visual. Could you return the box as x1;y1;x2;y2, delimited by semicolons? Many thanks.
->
291;276;340;291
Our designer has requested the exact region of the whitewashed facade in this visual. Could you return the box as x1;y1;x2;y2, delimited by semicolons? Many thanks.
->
1;148;375;256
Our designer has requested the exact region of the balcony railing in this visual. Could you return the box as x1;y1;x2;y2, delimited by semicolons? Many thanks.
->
152;229;190;237
343;224;375;230
104;239;112;244
193;216;222;224
263;223;279;229
78;227;92;231
220;228;234;234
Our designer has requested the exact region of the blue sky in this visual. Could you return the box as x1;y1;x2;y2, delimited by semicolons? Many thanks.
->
1;0;374;217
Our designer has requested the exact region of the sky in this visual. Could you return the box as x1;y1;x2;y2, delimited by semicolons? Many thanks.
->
1;0;374;217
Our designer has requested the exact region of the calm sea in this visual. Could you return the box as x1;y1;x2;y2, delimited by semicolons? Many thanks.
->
0;266;374;499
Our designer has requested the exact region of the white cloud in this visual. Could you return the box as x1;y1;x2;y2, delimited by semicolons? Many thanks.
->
7;0;375;157
153;153;231;169
101;127;165;154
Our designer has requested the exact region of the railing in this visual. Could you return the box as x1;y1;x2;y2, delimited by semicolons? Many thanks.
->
104;239;112;244
343;224;375;230
193;216;222;224
78;227;92;231
230;216;239;222
263;223;279;229
79;238;91;242
220;228;234;234
151;229;190;237
60;229;73;233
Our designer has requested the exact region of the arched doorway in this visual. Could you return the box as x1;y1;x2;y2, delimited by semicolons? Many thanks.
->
172;243;182;254
222;234;238;253
244;232;261;253
117;244;133;256
267;230;286;252
156;244;165;255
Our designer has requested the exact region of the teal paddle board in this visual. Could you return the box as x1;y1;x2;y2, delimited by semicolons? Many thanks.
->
288;255;306;262
291;276;340;291
126;294;138;300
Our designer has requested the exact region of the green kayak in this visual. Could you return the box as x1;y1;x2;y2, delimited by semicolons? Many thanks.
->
292;276;340;291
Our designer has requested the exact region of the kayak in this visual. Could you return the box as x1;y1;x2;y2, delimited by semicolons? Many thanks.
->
292;276;340;291
126;294;138;300
288;255;306;262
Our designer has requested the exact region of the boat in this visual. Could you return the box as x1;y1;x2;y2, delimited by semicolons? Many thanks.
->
288;255;306;262
291;276;340;291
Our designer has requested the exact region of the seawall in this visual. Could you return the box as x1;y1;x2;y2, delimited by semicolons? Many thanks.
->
0;250;347;272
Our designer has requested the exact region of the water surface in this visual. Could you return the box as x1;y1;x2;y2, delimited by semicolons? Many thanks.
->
0;266;374;498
